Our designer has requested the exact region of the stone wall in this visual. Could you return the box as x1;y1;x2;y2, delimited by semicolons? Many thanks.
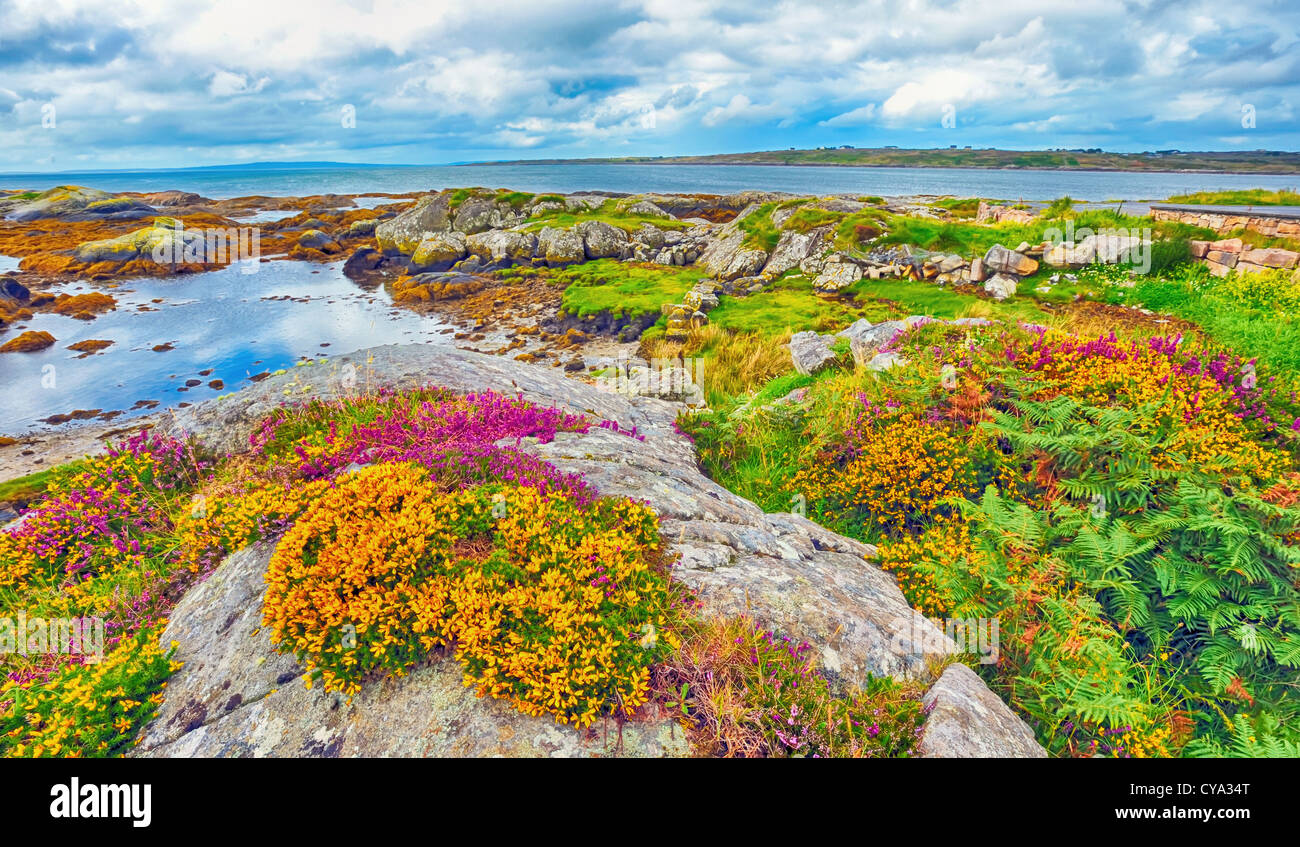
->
1150;205;1300;239
1190;237;1300;277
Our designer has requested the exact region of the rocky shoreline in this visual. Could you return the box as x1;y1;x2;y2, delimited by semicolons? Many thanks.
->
3;180;1294;483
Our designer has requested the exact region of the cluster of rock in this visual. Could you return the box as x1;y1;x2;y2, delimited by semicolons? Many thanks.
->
0;186;156;222
975;201;1036;225
1191;237;1299;277
370;190;717;277
1041;232;1144;268
136;344;1044;758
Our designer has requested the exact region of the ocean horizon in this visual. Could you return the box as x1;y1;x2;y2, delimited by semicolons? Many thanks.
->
2;162;1297;203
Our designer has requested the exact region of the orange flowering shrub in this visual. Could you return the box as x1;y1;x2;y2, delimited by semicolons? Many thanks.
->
1023;330;1289;481
878;519;986;618
1;629;177;758
171;478;333;574
793;411;976;535
262;463;679;727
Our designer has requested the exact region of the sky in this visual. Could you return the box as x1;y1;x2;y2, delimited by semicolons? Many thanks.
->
0;0;1297;172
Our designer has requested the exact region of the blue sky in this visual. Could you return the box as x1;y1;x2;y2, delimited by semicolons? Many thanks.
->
1;0;1297;171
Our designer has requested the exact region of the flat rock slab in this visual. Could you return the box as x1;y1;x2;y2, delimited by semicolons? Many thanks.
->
140;343;1044;757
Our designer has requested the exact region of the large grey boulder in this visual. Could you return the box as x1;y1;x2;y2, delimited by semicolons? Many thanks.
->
465;229;537;263
577;220;629;259
835;318;875;347
538;227;586;266
0;279;30;302
375;194;452;254
296;229;340;252
982;244;1038;276
918;664;1047;758
698;204;765;279
762;228;828;279
721;248;768;281
1082;232;1142;264
1;185;154;222
624;199;671;218
813;261;863;292
983;273;1018;300
1040;240;1092;266
452;197;524;234
788;330;838;376
631;223;667;251
75;237;145;263
848;319;906;366
410;230;468;271
149;345;1045;757
563;194;607;212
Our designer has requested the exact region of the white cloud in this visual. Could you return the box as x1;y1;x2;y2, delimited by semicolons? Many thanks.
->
0;0;1296;169
702;94;783;127
209;70;269;97
820;104;877;127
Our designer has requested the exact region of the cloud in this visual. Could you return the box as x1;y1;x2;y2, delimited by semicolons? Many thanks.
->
819;104;876;127
702;94;783;127
0;0;1295;171
209;71;269;97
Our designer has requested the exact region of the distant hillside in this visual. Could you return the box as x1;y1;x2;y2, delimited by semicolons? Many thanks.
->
489;147;1300;174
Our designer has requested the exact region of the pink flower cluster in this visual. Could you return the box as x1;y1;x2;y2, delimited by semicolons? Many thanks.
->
252;388;607;503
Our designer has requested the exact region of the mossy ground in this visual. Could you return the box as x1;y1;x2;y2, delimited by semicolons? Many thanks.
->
499;259;704;320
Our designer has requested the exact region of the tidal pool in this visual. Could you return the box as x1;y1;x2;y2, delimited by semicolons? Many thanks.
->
0;259;454;434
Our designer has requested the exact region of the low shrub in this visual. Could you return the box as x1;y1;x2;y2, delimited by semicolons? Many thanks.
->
655;616;929;757
262;463;680;727
0;628;177;758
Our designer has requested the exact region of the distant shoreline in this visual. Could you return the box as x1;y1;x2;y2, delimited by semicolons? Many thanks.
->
469;146;1300;176
468;160;1300;177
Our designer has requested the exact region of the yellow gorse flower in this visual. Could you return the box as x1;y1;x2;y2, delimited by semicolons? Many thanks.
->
261;463;677;727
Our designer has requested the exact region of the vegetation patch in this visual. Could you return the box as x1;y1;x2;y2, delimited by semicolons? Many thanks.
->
530;259;704;320
683;318;1300;757
1165;189;1300;206
522;198;691;233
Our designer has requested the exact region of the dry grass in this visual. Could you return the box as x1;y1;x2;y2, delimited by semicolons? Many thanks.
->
651;616;774;757
681;325;792;404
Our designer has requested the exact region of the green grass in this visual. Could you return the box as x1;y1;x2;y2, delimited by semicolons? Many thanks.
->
447;188;477;210
495;190;535;209
931;197;985;218
0;465;78;508
707;276;865;335
782;206;843;234
1110;266;1300;384
1165;189;1300;206
548;260;704;319
737;202;782;251
707;266;1056;340
444;188;536;212
522;199;691;233
852;277;1048;322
